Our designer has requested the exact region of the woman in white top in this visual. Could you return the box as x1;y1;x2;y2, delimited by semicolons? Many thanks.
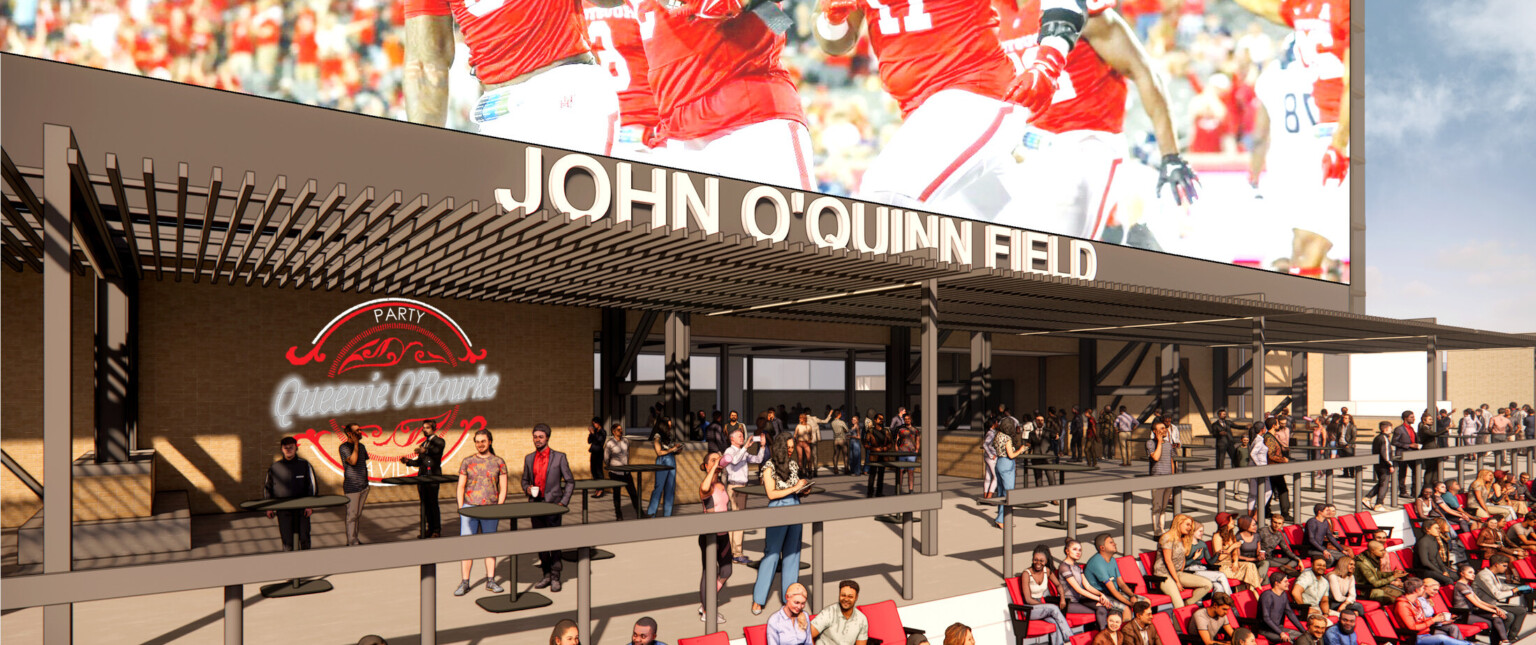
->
604;424;639;517
1016;545;1072;645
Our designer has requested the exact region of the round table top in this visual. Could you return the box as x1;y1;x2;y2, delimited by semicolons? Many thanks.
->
573;478;626;490
606;464;676;473
1029;463;1099;473
1171;456;1207;463
380;474;459;485
869;451;919;458
736;485;826;496
240;495;349;511
1014;455;1056;462
458;502;570;521
879;461;921;469
1290;445;1335;452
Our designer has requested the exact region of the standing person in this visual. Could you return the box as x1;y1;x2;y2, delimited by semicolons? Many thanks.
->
1393;410;1422;498
587;417;608;497
263;436;318;552
1147;421;1179;534
827;409;850;475
455;429;508;596
1363;421;1394;511
1069;407;1086;461
848;412;866;477
1115;406;1136;466
697;452;734;621
1264;418;1294;523
1100;405;1117;462
982;416;1000;498
1154;514;1214;608
722;426;766;564
337;423;371;546
794;413;819;477
648;417;683;518
1248;419;1274;519
811;581;870;645
994;418;1028;527
401;0;620;152
523;424;575;592
401;418;446;538
1212;409;1238;470
1084;409;1102;467
752;432;813;616
1339;413;1358;477
606;423;640;517
896;412;920;494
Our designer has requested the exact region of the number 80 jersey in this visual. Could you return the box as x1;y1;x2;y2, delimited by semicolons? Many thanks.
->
859;0;1016;117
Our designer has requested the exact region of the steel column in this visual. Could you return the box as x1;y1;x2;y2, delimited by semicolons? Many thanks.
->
1161;344;1181;421
920;279;939;554
1251;320;1265;430
42;124;75;645
845;349;856;421
420;564;436;645
600;308;626;428
664;312;691;425
224;585;242;645
94;278;135;462
886;327;911;416
972;333;993;430
1292;352;1309;418
1079;338;1096;418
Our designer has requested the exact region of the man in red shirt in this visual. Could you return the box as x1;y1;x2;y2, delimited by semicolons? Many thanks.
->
402;0;621;154
993;0;1197;243
638;0;813;189
521;424;575;591
813;0;1079;217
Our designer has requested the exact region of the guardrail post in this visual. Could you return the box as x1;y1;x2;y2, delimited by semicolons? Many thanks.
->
1002;504;1013;579
811;522;824;611
1122;493;1133;555
579;547;593;645
420;564;436;645
1325;470;1334;508
1067;499;1079;541
224;585;242;645
1354;468;1363;512
704;537;718;631
902;512;913;600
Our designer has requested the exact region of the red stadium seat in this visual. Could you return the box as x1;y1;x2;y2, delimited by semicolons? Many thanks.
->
1007;603;1062;645
1172;604;1201;638
1005;576;1025;605
1402;505;1424;531
1356;512;1402;547
1069;632;1098;645
678;633;730;645
1152;611;1183;645
859;600;925;645
1336;514;1366;545
1284;525;1306;550
1116;556;1179;607
1427;588;1488;640
1363;608;1411;645
744;624;767;645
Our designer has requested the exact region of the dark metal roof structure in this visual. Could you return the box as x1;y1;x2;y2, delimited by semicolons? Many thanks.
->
3;141;1531;355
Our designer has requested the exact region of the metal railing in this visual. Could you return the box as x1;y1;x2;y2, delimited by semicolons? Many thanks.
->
1;492;941;645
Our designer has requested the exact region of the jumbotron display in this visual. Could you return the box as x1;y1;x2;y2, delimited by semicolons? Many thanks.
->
3;0;1350;282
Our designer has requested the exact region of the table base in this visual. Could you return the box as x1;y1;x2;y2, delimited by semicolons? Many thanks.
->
476;592;553;613
745;560;811;571
259;579;332;598
875;514;921;524
561;548;615;562
1037;520;1088;530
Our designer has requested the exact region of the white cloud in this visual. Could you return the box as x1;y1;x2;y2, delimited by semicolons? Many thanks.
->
1434;0;1536;73
1364;73;1455;144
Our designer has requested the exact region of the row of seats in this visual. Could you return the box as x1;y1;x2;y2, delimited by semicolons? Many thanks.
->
678;600;923;645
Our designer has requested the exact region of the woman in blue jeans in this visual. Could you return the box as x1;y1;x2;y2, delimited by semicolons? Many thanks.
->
752;432;812;615
993;418;1028;527
848;414;865;476
647;417;683;518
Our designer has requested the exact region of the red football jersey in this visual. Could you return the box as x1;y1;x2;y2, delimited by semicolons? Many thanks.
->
227;6;255;55
403;0;591;87
640;3;805;141
1279;0;1348;123
584;0;660;127
293;8;319;65
859;0;1015;116
995;0;1126;133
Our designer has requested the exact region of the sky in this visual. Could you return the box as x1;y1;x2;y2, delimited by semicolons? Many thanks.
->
1361;0;1536;334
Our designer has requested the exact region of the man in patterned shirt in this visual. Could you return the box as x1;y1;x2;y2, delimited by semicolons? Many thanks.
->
455;429;508;597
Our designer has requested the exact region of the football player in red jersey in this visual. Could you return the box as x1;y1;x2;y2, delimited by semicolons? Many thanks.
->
1235;0;1349;185
585;0;661;159
814;0;1084;217
637;0;814;189
993;0;1196;241
402;0;621;154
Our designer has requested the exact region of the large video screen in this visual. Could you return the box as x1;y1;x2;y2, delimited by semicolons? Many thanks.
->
2;0;1350;282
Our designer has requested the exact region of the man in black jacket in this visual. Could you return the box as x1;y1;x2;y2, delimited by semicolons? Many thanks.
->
522;423;576;592
1392;411;1422;499
401;419;446;538
1212;408;1238;470
263;436;319;551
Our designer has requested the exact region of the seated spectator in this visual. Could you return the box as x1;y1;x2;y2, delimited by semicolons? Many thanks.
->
1440;481;1482;534
1085;533;1147;613
1121;601;1158;645
357;637;388;645
1293;557;1334;617
1505;512;1536;551
1394;577;1474;645
1304;504;1347;564
942;623;974;645
1259;513;1302;575
1017;545;1073;645
1258;571;1304;643
1414;518;1458;586
1091;613;1126;645
1452;563;1520;644
1154;514;1214;608
1231;629;1257;645
767;583;814;645
1229;515;1267;585
1475;556;1534;628
551;619;580;645
1479;517;1526;560
1190;593;1237;645
1321;610;1359;645
811;581;869;645
1355;540;1406;601
1295;615;1329;645
632;617;664;645
1327;557;1366;617
1060;538;1120;630
1187;522;1235;595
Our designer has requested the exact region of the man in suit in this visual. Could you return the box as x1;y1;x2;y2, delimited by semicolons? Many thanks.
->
1393;410;1422;499
1120;601;1157;645
522;423;576;592
400;418;447;538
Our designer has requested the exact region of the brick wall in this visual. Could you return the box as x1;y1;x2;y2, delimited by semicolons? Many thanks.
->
1447;348;1536;411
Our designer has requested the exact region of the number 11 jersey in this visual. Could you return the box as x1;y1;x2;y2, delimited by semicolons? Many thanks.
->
860;0;1016;117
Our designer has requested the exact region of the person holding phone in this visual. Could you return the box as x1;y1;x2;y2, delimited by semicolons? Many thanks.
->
752;432;814;616
722;426;767;564
400;419;446;538
338;423;371;546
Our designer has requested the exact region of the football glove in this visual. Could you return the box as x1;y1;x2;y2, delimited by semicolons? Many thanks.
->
1321;145;1348;185
1156;153;1201;206
1004;45;1066;116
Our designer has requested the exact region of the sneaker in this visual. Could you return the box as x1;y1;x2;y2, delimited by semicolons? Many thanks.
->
700;608;727;623
453;580;472;596
733;556;751;564
550;577;562;593
486;580;504;593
